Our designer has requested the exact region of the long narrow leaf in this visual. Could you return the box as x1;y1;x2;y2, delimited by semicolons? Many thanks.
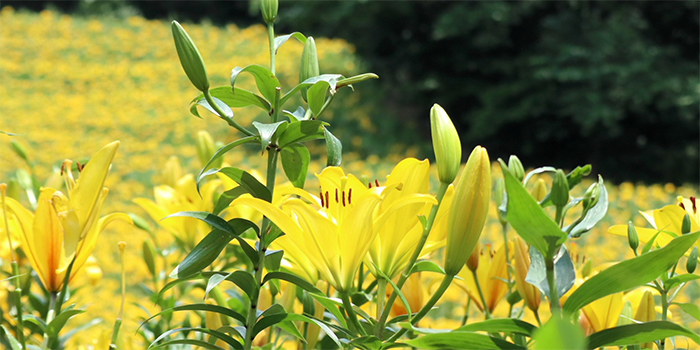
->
586;321;700;349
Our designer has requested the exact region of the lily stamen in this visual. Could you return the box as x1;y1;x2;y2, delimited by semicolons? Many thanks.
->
61;159;76;192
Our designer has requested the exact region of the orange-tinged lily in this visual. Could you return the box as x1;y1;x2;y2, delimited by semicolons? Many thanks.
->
456;243;509;314
609;197;700;253
231;167;383;292
581;291;624;334
5;141;131;292
513;237;541;313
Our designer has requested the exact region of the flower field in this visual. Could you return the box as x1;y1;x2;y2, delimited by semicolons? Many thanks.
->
1;7;699;350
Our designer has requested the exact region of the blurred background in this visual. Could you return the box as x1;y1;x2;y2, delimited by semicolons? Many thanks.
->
2;0;699;184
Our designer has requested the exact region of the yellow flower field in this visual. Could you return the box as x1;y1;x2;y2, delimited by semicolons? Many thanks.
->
1;7;698;349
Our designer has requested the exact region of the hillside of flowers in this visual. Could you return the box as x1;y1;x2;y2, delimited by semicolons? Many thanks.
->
1;4;699;350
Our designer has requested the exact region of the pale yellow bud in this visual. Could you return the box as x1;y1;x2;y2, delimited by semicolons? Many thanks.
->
513;237;541;312
531;179;547;203
430;104;462;184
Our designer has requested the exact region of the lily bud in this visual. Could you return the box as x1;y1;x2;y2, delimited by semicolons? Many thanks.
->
617;301;634;326
550;169;569;208
682;213;692;234
172;21;210;92
513;237;541;312
196;130;221;169
430;104;462;184
635;291;656;349
508;155;525;182
142;240;157;278
687;247;698;274
162;156;182;188
627;221;639;254
299;36;320;102
5;179;21;201
444;146;491;276
260;0;278;24
582;182;601;210
531;179;547;203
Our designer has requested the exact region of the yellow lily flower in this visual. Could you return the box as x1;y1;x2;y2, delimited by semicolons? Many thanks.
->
581;291;624;334
134;160;221;248
513;236;541;313
366;158;439;279
4;141;131;292
456;243;510;314
231;167;383;292
609;196;700;252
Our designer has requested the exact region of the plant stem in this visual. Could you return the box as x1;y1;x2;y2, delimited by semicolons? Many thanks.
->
500;222;513;317
203;89;255;136
267;23;276;75
341;292;367;336
43;292;58;350
378;183;449;331
660;287;669;350
375;277;387;335
471;269;491;320
387;274;454;342
460;297;472;326
546;257;560;313
11;262;26;349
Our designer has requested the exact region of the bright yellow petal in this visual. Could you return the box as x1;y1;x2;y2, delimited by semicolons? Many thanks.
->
656;204;700;234
66;212;132;276
69;141;119;233
609;224;676;247
337;191;381;291
34;188;65;292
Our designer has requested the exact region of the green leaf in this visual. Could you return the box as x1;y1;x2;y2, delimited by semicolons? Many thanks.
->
212;186;248;215
664;274;700;289
405;332;525;350
190;86;270;118
262;271;321;294
277;120;327;148
532;313;585;350
350;336;383;350
586;321;700;349
274;32;306;53
1;325;22;350
307;81;331;117
209;270;258;300
197;96;233;119
46;309;85;338
525;244;576;300
409;260;446;275
673;302;700;322
280;143;310;188
150;327;242;350
455;319;537;336
197;136;259;183
230;65;280;104
522;166;557;185
236;236;259;265
500;160;567;259
280;74;343;107
568;176;608;238
139;303;247;327
164;211;234;235
324;128;342;166
171;219;258;278
253;121;288;152
336;73;379;89
283;106;307;121
563;231;700;313
566;164;592;189
210;167;272;202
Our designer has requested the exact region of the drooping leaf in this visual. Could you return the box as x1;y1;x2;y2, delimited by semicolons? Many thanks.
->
563;231;700;313
500;160;567;259
455;318;537;336
139;303;246;327
283;106;307;121
404;332;525;350
324;128;342;166
274;32;307;53
280;143;310;188
164;211;234;235
525;244;576;300
673;302;700;322
307;81;331;117
212;187;249;216
264;249;285;272
197;96;233;119
277;120;327;148
279;74;343;107
197;136;259;184
211;167;272;202
149;327;242;350
664;274;700;289
568;175;608;237
190;87;271;117
253;121;288;152
586;321;700;349
262;271;321;294
205;270;258;300
1;325;22;350
409;260;446;275
230;65;280;104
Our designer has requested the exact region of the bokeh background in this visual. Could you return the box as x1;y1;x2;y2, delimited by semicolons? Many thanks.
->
1;1;699;348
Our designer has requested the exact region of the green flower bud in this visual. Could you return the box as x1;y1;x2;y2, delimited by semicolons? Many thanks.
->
687;247;698;274
430;104;462;184
10;140;30;165
260;0;278;24
6;178;21;201
582;182;601;210
617;301;634;326
682;213;692;234
172;21;210;92
196;130;222;169
550;169;569;208
336;73;379;89
142;240;157;278
628;221;639;253
299;36;320;102
508;155;525;182
581;259;593;278
493;178;507;226
444;146;491;276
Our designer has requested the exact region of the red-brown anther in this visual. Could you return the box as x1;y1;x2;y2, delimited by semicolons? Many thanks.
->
320;191;324;208
76;161;84;172
60;162;66;176
348;188;352;204
325;191;330;209
375;179;380;187
335;188;339;203
368;182;372;188
680;203;686;210
692;197;697;212
342;191;346;207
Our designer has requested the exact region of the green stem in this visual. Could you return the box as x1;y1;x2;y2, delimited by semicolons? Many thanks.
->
375;278;387;336
314;93;335;119
203;89;255;136
43;292;58;350
11;262;26;349
267;23;276;76
660;287;669;350
460;297;472;326
555;205;564;227
546;258;560;313
533;309;542;327
341;292;367;336
500;222;513;317
243;149;279;350
471;269;491;320
378;182;449;331
387;274;454;342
